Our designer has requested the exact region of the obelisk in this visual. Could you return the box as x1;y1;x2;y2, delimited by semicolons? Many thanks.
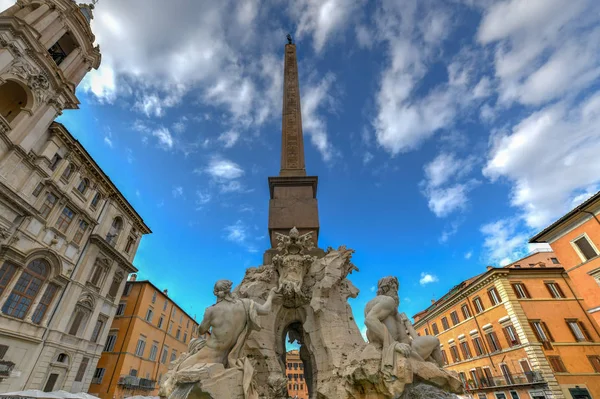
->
267;36;320;250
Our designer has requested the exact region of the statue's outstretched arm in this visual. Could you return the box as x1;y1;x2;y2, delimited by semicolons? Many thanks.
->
256;288;278;315
198;307;213;335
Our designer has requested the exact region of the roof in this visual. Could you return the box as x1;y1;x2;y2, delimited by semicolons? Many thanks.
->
530;190;600;243
51;122;151;234
128;280;198;325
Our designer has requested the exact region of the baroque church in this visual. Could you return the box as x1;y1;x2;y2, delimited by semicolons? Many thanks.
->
0;0;150;393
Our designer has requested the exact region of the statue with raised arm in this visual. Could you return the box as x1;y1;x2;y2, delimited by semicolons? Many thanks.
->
159;279;278;399
365;276;443;372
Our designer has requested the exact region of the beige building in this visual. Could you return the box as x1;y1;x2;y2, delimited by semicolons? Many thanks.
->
0;0;151;393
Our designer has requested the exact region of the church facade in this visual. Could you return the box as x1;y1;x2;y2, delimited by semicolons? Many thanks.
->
0;0;150;393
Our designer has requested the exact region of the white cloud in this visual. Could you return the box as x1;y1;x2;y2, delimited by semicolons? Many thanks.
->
104;136;113;148
301;73;338;162
483;95;600;229
465;251;473;260
223;220;257;252
218;130;240;148
126;148;135;164
370;286;376;292
172;186;184;198
202;156;245;180
419;273;438;286
424;153;474;188
195;190;212;209
480;218;528;266
152;127;174;150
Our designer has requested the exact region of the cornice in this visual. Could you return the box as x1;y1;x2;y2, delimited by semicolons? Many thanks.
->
0;179;38;216
90;234;137;274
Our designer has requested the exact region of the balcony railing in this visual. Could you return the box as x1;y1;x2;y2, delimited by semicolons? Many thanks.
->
465;371;545;391
117;375;156;390
0;360;15;378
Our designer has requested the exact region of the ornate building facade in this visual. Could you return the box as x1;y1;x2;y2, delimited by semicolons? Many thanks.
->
413;251;600;399
0;0;151;393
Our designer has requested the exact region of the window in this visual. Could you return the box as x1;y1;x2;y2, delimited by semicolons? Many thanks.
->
75;357;89;382
588;355;600;372
30;282;58;325
449;345;461;362
187;319;190;328
460;341;472;359
123;282;132;296
180;314;183;324
172;308;177;318
176;328;181;339
424;328;429;335
511;283;530;299
545;282;565;298
73;219;88;245
170;349;177;362
89;263;106;287
551;257;560;264
158;315;164;329
2;259;49;319
125;236;135;254
472;336;486;356
106;217;123;246
146;308;153;322
77;178;89;194
495;393;507;399
152;291;157;303
432;322;439;335
450;311;460;325
168;321;173;334
513;264;521;268
461;304;471;319
478;394;488;399
129;369;138;377
49;154;62;171
530;321;554;349
55;206;74;233
573;235;598;261
91;193;101;209
33;183;44;197
68;310;86;336
485;331;502;352
0;262;17;297
116;302;126;315
161;346;169;364
509;391;520;399
548;356;567;372
61;163;74;181
503;325;520;347
164;300;168;311
441;349;448;365
135;337;146;357
104;333;117;352
441;317;449;330
91;319;104;343
92;368;106;384
473;297;485;313
566;319;592;342
44;373;59;392
40;192;57;218
470;370;479;388
149;342;159;361
108;274;123;299
57;353;68;363
488;287;501;305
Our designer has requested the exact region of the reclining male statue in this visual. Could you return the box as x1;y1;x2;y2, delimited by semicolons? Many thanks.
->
159;279;278;399
364;276;443;374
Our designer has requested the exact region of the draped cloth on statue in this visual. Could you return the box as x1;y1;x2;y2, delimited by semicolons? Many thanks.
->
381;322;406;377
229;298;261;399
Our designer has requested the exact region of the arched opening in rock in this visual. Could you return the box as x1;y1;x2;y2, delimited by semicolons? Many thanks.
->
281;321;315;399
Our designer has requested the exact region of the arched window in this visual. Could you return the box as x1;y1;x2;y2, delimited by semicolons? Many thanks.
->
1;259;50;319
0;262;17;297
0;81;28;123
106;217;123;246
48;32;77;66
61;163;74;181
56;353;69;364
91;193;101;209
77;178;89;194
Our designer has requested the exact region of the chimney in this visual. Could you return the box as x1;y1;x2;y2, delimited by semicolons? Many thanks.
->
431;299;436;305
129;273;137;281
486;266;493;270
163;289;168;296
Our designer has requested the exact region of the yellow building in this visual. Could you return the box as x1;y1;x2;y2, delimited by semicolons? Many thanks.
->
88;276;199;399
286;350;309;399
413;250;600;399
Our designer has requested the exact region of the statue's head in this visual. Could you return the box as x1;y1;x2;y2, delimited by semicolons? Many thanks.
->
377;276;399;296
213;279;233;301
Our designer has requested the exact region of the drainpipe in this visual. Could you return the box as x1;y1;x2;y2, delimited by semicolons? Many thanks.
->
580;210;600;226
561;271;600;338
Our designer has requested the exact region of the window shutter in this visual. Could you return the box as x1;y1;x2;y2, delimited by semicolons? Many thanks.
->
472;339;481;356
492;331;502;350
502;327;512;346
542;322;555;342
487;289;494;304
511;284;520;298
555;283;565;298
566;320;580;341
522;284;531;298
579;321;593;341
485;333;495;351
460;343;468;359
529;322;542;342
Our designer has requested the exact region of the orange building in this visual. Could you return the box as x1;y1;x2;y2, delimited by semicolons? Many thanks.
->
88;275;199;399
413;250;600;399
530;192;600;328
286;350;309;399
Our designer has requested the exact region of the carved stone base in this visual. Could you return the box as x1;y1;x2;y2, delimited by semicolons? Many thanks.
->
163;364;245;399
400;383;462;399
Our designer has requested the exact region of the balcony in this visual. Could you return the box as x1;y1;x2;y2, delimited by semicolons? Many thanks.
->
465;371;545;392
117;375;156;390
0;360;15;379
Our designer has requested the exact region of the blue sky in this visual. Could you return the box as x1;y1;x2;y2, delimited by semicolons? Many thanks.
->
7;0;600;331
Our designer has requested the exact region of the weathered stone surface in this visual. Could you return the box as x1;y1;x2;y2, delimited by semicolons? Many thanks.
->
400;383;462;399
167;364;245;399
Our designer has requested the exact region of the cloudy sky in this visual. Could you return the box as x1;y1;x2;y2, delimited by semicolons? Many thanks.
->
4;0;600;326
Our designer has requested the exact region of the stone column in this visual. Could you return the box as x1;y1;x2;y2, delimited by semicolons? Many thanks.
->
41;22;66;49
61;48;81;74
17;104;60;152
23;3;50;25
33;10;60;34
25;280;49;323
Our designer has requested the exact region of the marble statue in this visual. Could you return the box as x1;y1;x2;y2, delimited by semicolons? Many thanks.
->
364;276;443;371
159;279;278;399
272;227;316;304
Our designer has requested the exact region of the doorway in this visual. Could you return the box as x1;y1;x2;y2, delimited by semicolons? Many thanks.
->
43;373;59;392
